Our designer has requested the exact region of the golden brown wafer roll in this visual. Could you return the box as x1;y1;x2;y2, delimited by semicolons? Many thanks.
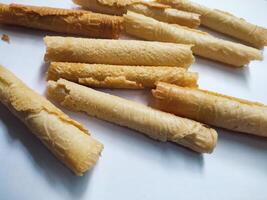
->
152;82;267;137
124;11;262;67
47;79;217;153
157;0;267;48
47;62;198;88
0;3;123;39
74;0;200;28
44;36;194;68
128;2;200;28
0;66;103;176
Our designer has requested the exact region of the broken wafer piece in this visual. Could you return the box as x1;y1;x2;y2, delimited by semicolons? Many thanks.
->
0;66;103;176
123;11;262;67
47;79;217;153
47;62;198;89
157;0;267;48
0;3;123;39
73;0;200;28
44;36;194;68
152;82;267;137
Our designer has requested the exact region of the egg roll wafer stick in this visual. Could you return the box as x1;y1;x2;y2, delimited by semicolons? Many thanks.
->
73;0;200;28
0;3;123;39
47;62;198;89
47;79;217;153
128;2;200;28
0;66;103;176
44;36;194;68
157;0;267;48
152;82;267;137
123;11;262;67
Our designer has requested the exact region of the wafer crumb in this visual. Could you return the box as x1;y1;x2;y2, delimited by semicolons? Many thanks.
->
1;34;10;43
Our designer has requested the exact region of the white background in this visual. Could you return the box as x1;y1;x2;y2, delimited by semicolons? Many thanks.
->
0;0;267;199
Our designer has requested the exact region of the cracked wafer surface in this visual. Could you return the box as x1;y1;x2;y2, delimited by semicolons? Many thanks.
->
47;62;198;89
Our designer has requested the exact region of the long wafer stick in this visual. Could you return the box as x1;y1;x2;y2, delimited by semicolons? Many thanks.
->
47;62;198;88
73;0;200;28
0;3;123;39
44;36;194;68
47;79;217;153
123;11;262;67
157;0;267;48
0;66;103;176
152;82;267;137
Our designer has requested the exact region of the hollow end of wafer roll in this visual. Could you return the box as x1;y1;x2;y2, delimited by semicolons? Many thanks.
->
170;123;218;154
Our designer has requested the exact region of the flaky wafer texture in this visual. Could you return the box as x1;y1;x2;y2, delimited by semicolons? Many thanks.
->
152;82;267;137
0;66;103;175
47;79;217;153
0;3;123;39
47;62;198;89
123;11;262;67
128;2;200;28
157;0;267;48
44;36;194;68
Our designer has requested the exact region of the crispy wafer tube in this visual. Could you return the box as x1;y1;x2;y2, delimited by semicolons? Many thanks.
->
0;3;123;39
44;36;194;68
152;82;267;137
157;0;267;48
128;2;200;28
47;62;198;89
47;79;217;153
0;66;103;176
73;0;200;28
124;11;262;67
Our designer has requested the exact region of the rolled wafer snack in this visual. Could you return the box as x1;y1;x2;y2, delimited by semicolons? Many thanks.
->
157;0;267;48
44;36;194;68
152;82;267;137
47;79;217;153
47;62;198;89
73;0;200;28
0;66;103;175
0;3;123;39
123;11;262;67
127;2;200;28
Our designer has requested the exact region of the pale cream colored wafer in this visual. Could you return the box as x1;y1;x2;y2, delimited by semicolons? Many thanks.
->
128;2;200;28
73;0;200;28
0;66;103;176
47;79;217;153
157;0;267;48
44;36;194;68
123;11;262;67
152;82;267;137
47;62;198;88
0;3;123;39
